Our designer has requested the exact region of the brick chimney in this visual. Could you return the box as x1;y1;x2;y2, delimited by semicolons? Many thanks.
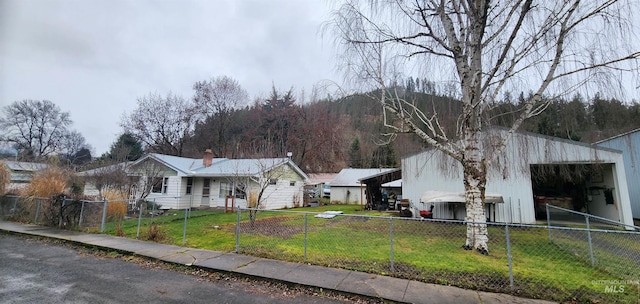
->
203;149;213;167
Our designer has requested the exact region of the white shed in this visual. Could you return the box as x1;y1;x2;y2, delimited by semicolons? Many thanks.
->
330;168;397;204
401;129;634;226
596;128;640;219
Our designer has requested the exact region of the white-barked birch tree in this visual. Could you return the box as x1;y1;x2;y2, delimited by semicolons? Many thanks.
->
329;0;639;254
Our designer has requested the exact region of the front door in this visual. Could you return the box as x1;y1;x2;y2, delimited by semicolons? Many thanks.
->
201;178;211;206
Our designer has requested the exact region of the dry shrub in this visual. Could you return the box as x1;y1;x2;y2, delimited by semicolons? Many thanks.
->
114;223;126;237
145;223;167;242
16;166;81;228
102;189;127;221
0;162;9;195
107;202;127;221
22;166;69;198
248;191;258;208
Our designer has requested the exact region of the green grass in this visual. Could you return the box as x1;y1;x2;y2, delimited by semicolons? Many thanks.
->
99;205;638;303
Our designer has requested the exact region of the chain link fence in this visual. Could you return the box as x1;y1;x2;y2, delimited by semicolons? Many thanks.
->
2;196;638;303
234;208;640;303
0;195;113;231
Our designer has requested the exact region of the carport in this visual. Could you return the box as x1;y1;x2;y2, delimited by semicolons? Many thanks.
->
358;169;402;210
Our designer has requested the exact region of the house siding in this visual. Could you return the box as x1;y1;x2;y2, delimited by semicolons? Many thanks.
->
81;155;309;211
147;176;183;209
330;186;365;205
402;130;633;225
597;130;640;219
258;179;304;209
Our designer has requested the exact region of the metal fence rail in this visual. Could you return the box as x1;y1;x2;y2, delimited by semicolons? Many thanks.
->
546;203;640;231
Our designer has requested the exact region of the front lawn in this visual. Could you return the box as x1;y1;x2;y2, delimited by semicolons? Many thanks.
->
103;205;638;303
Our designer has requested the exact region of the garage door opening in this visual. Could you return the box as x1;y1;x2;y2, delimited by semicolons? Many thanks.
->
530;163;621;223
530;164;593;221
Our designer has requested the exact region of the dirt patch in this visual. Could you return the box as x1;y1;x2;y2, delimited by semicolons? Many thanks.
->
235;216;303;239
232;215;369;239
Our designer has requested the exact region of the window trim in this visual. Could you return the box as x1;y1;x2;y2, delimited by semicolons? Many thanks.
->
202;178;210;196
186;177;193;195
162;177;169;194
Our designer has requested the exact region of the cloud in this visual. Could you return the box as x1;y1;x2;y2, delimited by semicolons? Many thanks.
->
0;0;336;155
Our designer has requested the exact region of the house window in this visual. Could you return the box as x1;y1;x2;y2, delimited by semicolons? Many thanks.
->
202;178;210;196
269;179;278;185
219;182;246;199
150;177;163;193
289;181;295;186
162;177;169;194
219;182;232;198
235;188;246;199
186;177;193;195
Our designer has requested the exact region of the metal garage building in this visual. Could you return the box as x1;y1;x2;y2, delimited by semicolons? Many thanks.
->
596;128;640;219
401;128;634;226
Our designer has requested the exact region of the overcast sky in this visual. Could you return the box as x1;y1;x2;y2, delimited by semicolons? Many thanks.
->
0;0;337;155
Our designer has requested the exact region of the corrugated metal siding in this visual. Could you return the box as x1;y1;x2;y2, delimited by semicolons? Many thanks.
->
402;130;632;224
597;130;640;219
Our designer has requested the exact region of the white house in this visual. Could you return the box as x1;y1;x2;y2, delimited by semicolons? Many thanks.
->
596;128;640;219
330;168;397;205
2;160;50;191
77;162;133;197
401;128;634;226
81;151;310;210
307;173;337;198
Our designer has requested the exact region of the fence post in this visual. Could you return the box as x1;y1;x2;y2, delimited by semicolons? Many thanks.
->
505;224;514;289
11;196;18;217
546;204;552;242
390;216;395;273
235;208;241;253
304;213;308;260
100;199;108;233
58;197;66;228
34;198;41;224
182;207;188;246
78;200;85;227
150;198;156;226
586;216;595;266
136;201;143;238
509;197;513;223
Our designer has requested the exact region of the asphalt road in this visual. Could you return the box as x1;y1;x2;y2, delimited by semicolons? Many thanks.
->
0;233;363;304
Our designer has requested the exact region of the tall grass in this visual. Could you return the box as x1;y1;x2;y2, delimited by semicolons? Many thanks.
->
102;189;128;221
20;166;69;198
0;162;9;194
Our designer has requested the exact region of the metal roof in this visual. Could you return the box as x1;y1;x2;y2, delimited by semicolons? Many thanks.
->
130;153;309;181
307;173;338;185
2;161;49;172
331;168;397;187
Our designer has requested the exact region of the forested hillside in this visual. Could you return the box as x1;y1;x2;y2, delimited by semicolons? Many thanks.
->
170;84;639;174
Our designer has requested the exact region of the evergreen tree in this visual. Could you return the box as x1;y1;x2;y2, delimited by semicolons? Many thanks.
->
109;133;144;161
348;138;363;168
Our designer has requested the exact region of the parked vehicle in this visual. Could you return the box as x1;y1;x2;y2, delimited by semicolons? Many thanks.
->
322;184;331;199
